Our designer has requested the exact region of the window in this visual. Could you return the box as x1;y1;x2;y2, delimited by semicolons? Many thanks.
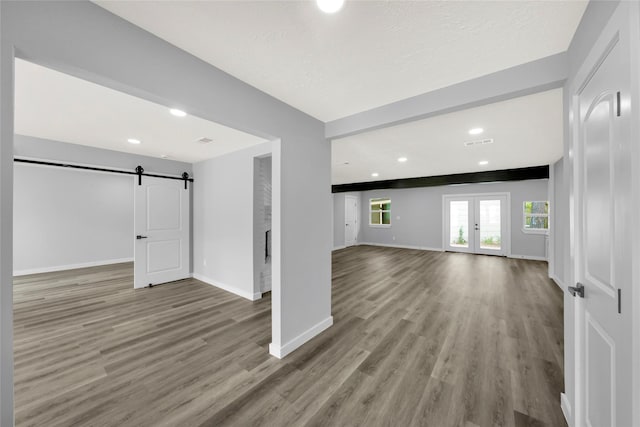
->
370;198;391;226
523;201;549;233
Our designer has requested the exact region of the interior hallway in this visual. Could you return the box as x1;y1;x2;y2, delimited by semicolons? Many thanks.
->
13;246;564;426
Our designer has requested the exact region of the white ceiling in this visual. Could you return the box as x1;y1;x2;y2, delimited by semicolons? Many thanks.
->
14;59;266;163
95;0;586;122
332;88;563;185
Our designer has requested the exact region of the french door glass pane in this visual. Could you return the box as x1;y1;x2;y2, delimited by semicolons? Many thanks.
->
479;199;501;250
449;201;468;247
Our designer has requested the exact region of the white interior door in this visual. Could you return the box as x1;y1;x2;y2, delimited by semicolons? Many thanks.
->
444;194;508;256
134;176;190;288
572;7;632;426
344;195;358;247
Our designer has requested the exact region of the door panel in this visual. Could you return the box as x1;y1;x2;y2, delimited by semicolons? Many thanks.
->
449;200;470;249
477;198;503;254
586;313;615;427
573;9;632;426
134;176;190;288
345;196;358;247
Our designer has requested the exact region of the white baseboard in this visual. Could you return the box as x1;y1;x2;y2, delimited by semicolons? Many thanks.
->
269;316;333;359
561;392;572;426
332;245;346;251
508;254;548;262
193;273;261;301
13;257;134;276
359;242;444;252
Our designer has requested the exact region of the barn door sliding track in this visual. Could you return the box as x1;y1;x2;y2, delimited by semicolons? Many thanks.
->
14;158;193;189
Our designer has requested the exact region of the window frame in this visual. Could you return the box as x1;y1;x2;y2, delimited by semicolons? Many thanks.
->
522;200;549;235
369;198;392;228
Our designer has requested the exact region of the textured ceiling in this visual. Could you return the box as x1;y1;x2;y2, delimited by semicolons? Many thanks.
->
332;88;563;185
95;1;586;121
14;59;266;163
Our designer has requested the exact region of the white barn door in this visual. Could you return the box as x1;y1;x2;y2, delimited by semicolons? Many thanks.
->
134;176;190;288
572;5;633;426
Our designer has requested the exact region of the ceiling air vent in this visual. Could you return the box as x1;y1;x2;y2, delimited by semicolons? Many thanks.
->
463;138;494;147
196;137;214;144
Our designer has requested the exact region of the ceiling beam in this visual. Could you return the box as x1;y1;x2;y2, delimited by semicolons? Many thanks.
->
326;52;567;140
332;165;549;193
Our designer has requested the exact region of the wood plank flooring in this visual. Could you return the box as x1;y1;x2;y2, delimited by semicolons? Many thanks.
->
13;245;565;426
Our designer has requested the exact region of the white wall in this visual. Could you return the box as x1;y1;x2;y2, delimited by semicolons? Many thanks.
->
338;179;549;259
193;142;271;301
551;158;565;284
13;163;134;274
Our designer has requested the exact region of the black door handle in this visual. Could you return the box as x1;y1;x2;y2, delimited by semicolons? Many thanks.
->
568;282;585;298
136;235;148;240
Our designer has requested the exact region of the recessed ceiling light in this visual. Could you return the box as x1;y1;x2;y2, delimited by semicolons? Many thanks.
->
478;160;489;166
170;108;187;117
469;128;484;135
371;172;379;177
161;154;170;159
344;161;350;165
397;157;408;163
317;0;344;14
127;138;141;145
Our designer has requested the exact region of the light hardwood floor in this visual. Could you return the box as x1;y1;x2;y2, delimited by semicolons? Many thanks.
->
13;246;565;427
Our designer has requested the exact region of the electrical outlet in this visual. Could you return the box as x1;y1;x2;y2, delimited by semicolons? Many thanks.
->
203;259;207;267
392;236;396;241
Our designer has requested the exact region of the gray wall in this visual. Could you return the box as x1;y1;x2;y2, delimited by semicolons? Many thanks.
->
13;135;193;275
13;163;134;274
351;179;548;258
193;142;271;300
15;134;192;176
332;191;361;248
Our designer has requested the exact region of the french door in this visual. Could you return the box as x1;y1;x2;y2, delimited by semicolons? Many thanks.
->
444;194;508;256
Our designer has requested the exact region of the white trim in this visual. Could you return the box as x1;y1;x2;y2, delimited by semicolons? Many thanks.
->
561;392;573;427
548;162;556;280
551;274;565;291
507;254;548;262
13;257;134;276
193;273;262;301
332;245;346;251
269;316;333;359
359;242;444;252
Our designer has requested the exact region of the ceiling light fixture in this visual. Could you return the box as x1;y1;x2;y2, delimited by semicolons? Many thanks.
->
170;108;187;117
478;160;489;166
316;0;344;14
397;157;408;163
127;138;141;145
469;127;484;135
371;172;379;177
161;154;170;159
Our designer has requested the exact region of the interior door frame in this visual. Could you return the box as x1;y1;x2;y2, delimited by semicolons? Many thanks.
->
344;195;359;247
568;2;640;426
442;192;511;256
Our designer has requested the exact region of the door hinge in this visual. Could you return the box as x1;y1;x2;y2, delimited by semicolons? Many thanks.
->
618;288;622;314
617;91;621;117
